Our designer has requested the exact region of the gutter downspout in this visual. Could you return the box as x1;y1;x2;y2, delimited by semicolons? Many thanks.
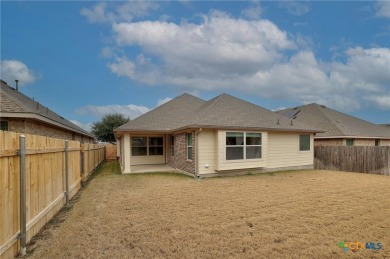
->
195;128;202;178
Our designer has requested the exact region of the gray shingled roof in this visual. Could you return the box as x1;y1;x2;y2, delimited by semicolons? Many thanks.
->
116;93;320;133
0;80;94;137
277;103;390;138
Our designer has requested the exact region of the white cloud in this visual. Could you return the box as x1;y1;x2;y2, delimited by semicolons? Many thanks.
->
0;60;36;86
156;97;172;106
365;95;390;109
94;9;389;112
80;2;108;23
81;1;159;23
70;120;93;132
278;1;311;16
110;11;295;87
75;104;150;120
241;2;263;20
376;1;390;18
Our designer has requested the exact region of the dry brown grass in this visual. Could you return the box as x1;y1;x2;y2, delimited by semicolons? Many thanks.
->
24;161;390;258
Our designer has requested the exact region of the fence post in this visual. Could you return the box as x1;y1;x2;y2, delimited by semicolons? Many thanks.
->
65;140;69;207
93;145;96;173
88;144;90;176
80;143;84;178
19;135;27;256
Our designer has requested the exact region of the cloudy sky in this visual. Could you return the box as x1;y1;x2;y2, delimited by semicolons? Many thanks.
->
1;1;389;131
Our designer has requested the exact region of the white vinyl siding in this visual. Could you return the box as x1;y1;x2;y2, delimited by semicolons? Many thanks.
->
267;132;313;169
197;129;217;174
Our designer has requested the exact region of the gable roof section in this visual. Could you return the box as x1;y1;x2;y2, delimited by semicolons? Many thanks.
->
116;93;319;133
0;80;94;138
277;103;390;138
116;93;206;131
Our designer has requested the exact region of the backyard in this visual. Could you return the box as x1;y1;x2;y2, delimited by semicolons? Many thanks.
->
23;161;389;258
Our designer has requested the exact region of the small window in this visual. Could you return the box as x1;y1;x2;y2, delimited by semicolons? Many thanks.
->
299;134;310;151
187;133;193;160
131;137;147;156
375;139;380;146
346;139;354;146
0;121;8;131
170;135;175;156
149;137;163;155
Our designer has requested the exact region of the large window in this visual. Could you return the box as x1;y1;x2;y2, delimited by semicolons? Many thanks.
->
131;137;163;156
0;121;8;131
187;133;193;160
226;132;262;160
299;135;310;151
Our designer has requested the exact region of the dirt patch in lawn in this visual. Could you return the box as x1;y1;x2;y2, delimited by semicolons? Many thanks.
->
24;161;390;258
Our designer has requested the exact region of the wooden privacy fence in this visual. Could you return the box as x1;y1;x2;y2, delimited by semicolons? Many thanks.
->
314;146;390;175
105;144;117;160
0;131;105;259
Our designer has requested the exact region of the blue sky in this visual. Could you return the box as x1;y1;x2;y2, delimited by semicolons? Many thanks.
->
1;1;389;131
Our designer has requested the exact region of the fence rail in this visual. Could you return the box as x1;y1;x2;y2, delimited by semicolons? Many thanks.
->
314;146;390;175
0;131;105;259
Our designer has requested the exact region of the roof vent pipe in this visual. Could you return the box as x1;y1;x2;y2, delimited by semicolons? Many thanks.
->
277;119;280;125
15;80;19;91
36;102;39;110
290;120;293;126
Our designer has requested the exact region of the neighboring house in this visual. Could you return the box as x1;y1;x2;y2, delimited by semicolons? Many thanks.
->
0;79;95;143
277;103;390;146
115;93;320;177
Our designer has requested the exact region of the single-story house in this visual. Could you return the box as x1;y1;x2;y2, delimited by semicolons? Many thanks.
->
0;79;95;143
115;93;320;177
277;103;390;146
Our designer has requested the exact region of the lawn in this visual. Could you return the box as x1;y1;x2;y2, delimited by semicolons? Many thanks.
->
24;161;389;258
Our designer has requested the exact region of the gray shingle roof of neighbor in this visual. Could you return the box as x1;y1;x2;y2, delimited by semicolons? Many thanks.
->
277;103;390;138
0;80;94;138
115;93;320;133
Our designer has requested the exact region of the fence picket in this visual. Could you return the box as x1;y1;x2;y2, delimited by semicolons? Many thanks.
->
315;146;390;175
0;131;106;258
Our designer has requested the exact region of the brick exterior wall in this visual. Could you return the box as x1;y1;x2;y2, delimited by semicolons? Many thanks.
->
314;138;344;146
167;132;196;175
7;118;95;143
380;140;390;146
315;138;390;146
354;139;375;146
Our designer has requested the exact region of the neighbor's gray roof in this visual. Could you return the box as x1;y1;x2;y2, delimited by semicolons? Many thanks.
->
0;80;94;138
277;103;390;139
116;93;320;133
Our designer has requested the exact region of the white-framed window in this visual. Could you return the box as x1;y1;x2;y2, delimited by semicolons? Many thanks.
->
187;133;193;160
226;132;262;160
131;136;164;156
170;135;175;156
299;134;310;151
